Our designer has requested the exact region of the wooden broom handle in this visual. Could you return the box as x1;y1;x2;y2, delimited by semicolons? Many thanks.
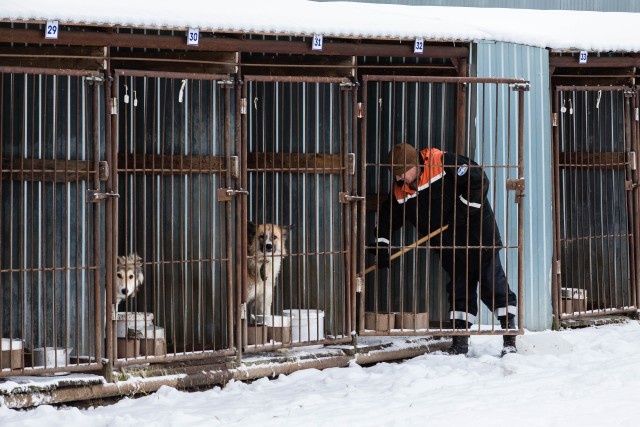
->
362;225;448;276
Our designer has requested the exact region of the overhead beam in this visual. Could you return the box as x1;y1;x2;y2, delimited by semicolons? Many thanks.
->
0;27;468;59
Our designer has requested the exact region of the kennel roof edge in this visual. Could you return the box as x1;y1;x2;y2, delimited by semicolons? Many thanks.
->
3;0;640;52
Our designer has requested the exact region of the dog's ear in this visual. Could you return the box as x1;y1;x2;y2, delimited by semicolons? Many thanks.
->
116;255;125;267
132;253;143;268
282;224;294;239
247;221;257;243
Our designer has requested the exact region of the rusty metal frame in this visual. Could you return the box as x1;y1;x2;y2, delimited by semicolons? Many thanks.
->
357;75;527;337
0;67;106;377
551;85;639;322
109;69;237;368
240;75;355;353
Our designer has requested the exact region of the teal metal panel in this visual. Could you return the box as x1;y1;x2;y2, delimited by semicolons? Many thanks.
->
471;41;553;331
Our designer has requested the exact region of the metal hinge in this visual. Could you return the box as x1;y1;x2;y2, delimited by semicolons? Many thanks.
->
110;98;118;115
217;79;234;87
555;260;561;275
339;81;358;90
510;82;530;91
506;178;525;202
87;189;119;203
625;180;637;191
357;102;363;118
347;153;356;175
218;187;249;202
624;88;635;98
552;113;558;127
356;275;364;293
85;75;104;84
636;107;639;122
240;98;247;115
629;151;637;171
339;192;365;203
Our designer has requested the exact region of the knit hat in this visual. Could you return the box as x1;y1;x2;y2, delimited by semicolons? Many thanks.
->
387;144;419;176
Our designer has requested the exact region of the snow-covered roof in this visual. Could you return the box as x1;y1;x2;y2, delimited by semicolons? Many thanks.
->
3;0;640;52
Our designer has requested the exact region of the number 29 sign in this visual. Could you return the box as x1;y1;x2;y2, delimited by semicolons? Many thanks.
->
45;20;59;40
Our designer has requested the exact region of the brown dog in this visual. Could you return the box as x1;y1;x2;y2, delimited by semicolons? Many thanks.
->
247;222;291;316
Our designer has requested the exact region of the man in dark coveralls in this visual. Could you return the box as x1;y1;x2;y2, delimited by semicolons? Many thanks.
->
372;143;517;356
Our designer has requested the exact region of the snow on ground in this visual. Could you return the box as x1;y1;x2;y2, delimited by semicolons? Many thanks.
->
1;321;639;426
2;1;640;52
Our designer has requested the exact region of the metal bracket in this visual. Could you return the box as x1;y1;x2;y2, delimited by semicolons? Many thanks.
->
240;98;247;115
87;189;119;203
357;102;363;119
506;178;525;202
552;113;558;127
629;151;637;171
347;153;356;175
510;82;530;92
625;180;637;191
230;156;240;179
240;303;247;320
218;187;249;202
110;98;118;115
356;276;364;293
99;161;110;181
339;192;365;203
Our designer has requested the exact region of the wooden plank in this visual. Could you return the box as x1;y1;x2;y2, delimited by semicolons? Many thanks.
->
1;158;107;182
0;46;104;70
247;152;343;173
117;153;225;175
558;151;627;169
111;51;237;74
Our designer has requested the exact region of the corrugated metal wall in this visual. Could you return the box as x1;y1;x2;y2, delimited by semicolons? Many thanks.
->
472;41;553;331
318;0;640;12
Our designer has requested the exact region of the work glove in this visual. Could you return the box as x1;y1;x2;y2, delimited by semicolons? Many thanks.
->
368;241;391;269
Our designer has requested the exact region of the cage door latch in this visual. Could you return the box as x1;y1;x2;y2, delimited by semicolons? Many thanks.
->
218;187;249;202
339;192;365;203
87;189;120;203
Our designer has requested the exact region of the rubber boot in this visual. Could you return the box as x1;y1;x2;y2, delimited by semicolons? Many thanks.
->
499;315;517;357
447;320;470;355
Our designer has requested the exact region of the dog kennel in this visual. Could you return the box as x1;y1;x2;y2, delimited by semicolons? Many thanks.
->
1;21;528;381
358;75;527;337
549;54;640;323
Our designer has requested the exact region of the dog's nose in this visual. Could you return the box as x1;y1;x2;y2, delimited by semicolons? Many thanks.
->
265;242;273;252
120;288;128;295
